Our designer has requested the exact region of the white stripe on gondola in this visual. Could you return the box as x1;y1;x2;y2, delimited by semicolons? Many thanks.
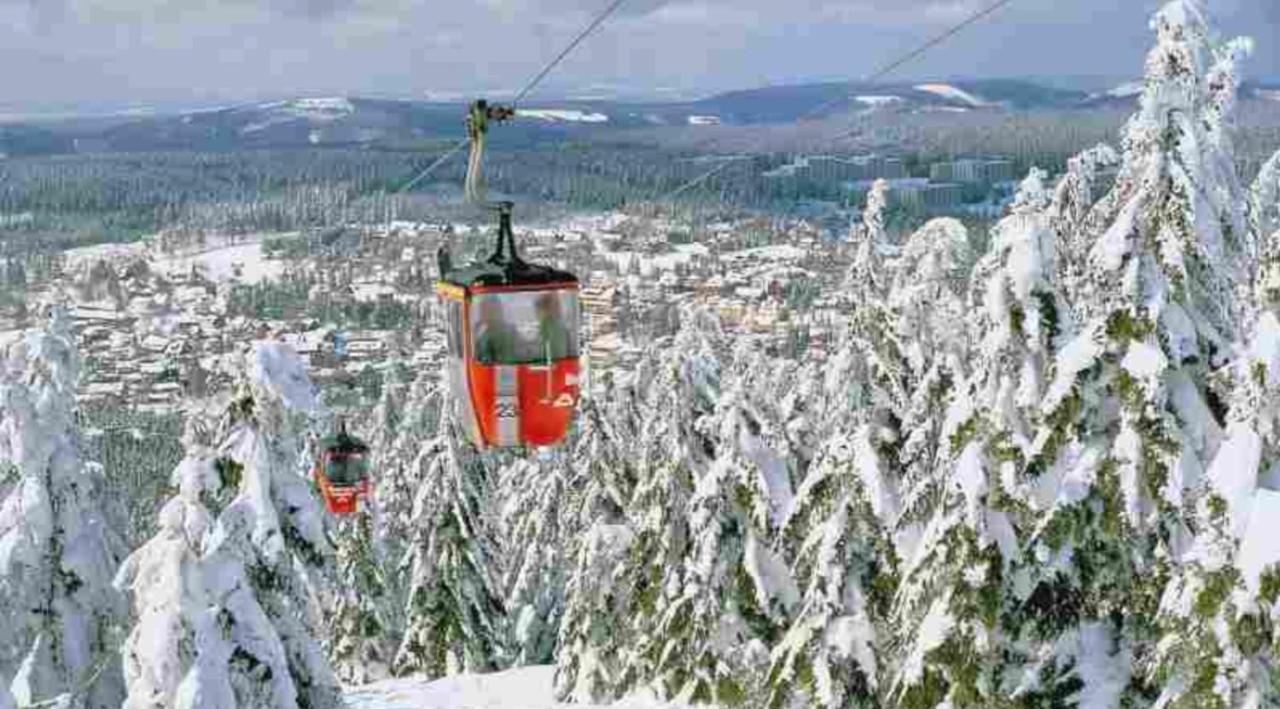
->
496;365;521;446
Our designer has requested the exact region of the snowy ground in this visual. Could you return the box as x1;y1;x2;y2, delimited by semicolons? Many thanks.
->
64;233;286;284
344;666;681;709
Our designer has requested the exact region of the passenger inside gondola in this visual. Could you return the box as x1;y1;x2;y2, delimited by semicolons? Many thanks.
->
475;298;517;364
471;292;578;365
536;292;572;361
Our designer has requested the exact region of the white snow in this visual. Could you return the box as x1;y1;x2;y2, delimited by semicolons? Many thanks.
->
518;109;609;124
954;442;987;530
1093;193;1141;271
686;115;721;126
898;597;953;686
1106;81;1145;98
63;233;286;285
344;666;678;709
1249;313;1280;382
854;95;903;106
251;341;319;413
913;83;987;107
160;241;285;284
1041;326;1101;414
1205;423;1261;540
1073;623;1132;707
1239;489;1280;596
743;531;800;614
1121;341;1168;380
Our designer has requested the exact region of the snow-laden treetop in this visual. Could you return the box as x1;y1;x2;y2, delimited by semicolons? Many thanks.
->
250;341;319;414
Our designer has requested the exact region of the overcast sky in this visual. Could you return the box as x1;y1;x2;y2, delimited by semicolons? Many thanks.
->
0;0;1276;107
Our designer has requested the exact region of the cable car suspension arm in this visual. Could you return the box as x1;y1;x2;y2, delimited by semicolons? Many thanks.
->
396;0;629;197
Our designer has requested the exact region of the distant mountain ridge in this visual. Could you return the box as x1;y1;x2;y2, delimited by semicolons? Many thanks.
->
2;77;1278;156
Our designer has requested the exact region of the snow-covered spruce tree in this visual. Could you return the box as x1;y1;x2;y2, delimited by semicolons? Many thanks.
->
500;450;571;667
1016;2;1248;701
609;311;724;697
1151;207;1280;707
1051;143;1120;304
377;371;444;542
393;388;506;679
840;178;891;308
727;343;807;500
114;414;219;709
767;196;907;708
364;361;408;480
171;341;342;709
888;170;1057;707
1252;148;1280;256
552;385;642;703
645;367;799;705
888;217;973;559
0;306;126;708
324;506;397;685
1201;34;1256;295
567;384;639;528
553;517;635;704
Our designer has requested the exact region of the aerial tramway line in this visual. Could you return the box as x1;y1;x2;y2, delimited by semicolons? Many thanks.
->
313;0;1013;513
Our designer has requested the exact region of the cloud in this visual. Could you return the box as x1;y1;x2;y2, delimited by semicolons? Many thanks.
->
0;0;1273;104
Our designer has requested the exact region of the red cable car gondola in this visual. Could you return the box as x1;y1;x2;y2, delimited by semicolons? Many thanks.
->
436;201;581;449
314;420;371;515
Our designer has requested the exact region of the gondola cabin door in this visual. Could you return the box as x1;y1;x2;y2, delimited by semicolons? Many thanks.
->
438;281;581;448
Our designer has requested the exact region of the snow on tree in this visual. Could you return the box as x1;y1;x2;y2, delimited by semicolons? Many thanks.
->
499;451;571;667
1151;337;1280;704
888;170;1056;706
364;362;408;480
570;309;725;700
1202;34;1256;292
1052;143;1120;303
324;507;398;685
377;371;444;542
767;488;888;709
1152;217;1280;706
767;190;914;707
552;388;642;704
1252;149;1280;274
394;388;506;679
114;448;217;709
1014;1;1249;701
144;340;344;709
553;521;635;704
842;178;891;306
645;383;798;705
887;217;973;556
968;168;1063;463
0;306;126;709
567;388;637;528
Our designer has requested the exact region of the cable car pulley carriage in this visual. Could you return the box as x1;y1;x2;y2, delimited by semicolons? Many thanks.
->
436;101;582;449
